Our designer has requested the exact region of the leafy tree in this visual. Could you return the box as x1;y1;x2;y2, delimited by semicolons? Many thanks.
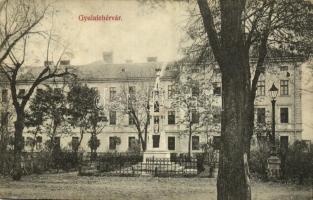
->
25;86;69;154
87;102;107;158
185;0;313;198
67;83;107;152
88;135;100;159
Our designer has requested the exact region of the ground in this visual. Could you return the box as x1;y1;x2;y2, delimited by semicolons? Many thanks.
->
0;173;312;200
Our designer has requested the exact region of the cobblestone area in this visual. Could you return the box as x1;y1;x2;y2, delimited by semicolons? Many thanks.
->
0;172;311;200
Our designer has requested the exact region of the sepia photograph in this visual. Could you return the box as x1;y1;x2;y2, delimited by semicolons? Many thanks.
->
0;0;312;199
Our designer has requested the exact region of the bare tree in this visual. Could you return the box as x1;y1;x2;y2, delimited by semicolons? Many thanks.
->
170;61;220;157
109;81;153;152
0;0;49;65
0;0;73;180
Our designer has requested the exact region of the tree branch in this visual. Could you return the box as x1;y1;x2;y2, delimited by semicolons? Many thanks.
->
196;0;223;65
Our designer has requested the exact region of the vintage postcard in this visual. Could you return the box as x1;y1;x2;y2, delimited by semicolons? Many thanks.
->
0;0;312;199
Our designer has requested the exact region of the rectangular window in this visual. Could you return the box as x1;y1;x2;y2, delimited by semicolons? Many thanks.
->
109;111;116;125
192;136;200;150
129;86;136;96
192;82;199;97
213;136;221;150
109;137;116;150
168;111;175;125
257;81;265;96
280;136;289;151
2;89;8;102
168;85;174;98
280;80;289;95
256;108;266;124
129;113;135;125
152;135;160;148
280;108;289;123
168;136;175;150
213;82;221;96
109;87;116;101
36;88;43;94
72;137;79;151
1;112;8;127
191;110;199;124
36;136;42;143
17;89;25;98
53;137;60;149
128;137;136;149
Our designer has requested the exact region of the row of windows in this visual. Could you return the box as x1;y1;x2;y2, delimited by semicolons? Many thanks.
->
1;78;289;103
108;135;202;151
107;110;220;125
1;88;62;102
18;135;204;151
104;83;222;102
256;107;289;124
257;80;289;96
20;134;289;152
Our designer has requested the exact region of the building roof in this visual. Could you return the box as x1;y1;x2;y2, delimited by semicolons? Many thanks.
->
7;60;179;83
74;61;162;81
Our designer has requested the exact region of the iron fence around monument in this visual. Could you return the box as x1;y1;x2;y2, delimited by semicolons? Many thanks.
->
145;157;199;177
89;153;204;177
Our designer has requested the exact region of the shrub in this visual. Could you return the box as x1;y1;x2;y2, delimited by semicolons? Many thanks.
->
249;146;270;180
283;141;313;184
249;140;313;184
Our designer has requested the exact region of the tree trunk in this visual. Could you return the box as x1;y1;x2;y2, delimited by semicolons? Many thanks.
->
245;100;255;160
217;62;251;200
78;128;84;148
139;132;146;152
188;124;192;158
12;112;25;181
143;128;148;151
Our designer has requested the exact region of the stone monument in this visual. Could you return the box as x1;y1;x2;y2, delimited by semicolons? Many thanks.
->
143;67;171;162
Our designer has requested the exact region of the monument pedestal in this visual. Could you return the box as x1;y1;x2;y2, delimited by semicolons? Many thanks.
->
143;130;171;162
143;150;171;162
267;155;281;179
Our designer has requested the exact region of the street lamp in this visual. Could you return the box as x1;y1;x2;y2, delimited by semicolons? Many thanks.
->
269;83;278;155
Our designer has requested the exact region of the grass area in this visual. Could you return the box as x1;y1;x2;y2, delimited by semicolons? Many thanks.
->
0;172;311;200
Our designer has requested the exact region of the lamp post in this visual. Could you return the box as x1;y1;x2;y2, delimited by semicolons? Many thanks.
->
267;83;280;179
269;83;279;155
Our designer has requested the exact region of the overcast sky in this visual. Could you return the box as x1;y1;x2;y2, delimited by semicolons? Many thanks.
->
26;0;189;65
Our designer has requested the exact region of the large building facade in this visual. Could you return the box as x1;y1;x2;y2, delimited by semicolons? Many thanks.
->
0;54;303;154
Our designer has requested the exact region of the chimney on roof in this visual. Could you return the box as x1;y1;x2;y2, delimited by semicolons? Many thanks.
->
44;61;54;67
147;57;157;62
102;51;113;64
60;60;70;66
125;59;133;63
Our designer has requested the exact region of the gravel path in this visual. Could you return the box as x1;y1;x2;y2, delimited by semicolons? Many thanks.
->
0;172;311;200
